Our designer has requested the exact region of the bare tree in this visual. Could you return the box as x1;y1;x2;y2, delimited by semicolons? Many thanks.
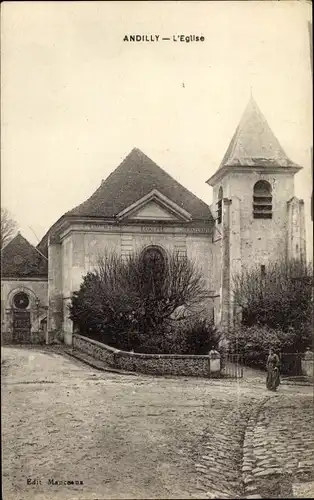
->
95;250;209;330
69;250;209;344
1;207;18;249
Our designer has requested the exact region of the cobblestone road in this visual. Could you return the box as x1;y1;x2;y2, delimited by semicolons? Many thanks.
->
242;394;314;498
1;346;313;500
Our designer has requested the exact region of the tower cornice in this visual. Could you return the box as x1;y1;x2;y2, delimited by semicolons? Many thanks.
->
206;164;302;187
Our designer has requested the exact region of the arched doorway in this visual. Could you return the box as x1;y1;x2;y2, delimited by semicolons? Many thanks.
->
12;291;31;343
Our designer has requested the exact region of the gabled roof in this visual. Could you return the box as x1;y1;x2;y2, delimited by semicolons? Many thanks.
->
219;96;299;168
1;233;48;279
65;148;212;221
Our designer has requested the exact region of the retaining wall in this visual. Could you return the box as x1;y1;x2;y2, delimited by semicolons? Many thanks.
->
73;334;213;377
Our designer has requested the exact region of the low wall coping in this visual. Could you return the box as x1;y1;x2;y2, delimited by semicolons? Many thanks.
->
73;334;210;360
209;350;221;359
73;334;120;353
304;350;314;361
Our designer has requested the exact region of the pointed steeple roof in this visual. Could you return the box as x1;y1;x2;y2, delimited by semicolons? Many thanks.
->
66;148;212;220
219;96;299;168
1;232;48;278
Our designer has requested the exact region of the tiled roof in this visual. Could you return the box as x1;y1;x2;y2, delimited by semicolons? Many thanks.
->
219;96;299;168
66;148;213;220
37;149;213;257
1;233;48;278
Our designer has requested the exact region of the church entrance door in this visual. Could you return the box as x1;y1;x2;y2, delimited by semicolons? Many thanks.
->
13;311;31;343
12;291;31;343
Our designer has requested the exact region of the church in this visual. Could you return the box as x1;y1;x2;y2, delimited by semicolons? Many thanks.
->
1;97;306;345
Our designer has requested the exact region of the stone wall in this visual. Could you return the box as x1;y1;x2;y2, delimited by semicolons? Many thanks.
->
231;171;295;266
73;334;214;377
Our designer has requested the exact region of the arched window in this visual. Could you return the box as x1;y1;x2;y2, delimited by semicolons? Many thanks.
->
253;180;272;219
217;187;223;224
142;246;165;274
141;246;166;296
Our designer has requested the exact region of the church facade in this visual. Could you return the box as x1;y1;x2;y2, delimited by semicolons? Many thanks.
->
1;97;306;345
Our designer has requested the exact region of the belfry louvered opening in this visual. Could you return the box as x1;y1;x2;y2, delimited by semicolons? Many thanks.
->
253;180;272;219
217;186;223;224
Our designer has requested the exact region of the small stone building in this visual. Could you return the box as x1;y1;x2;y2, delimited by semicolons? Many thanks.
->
1;97;307;345
1;233;48;344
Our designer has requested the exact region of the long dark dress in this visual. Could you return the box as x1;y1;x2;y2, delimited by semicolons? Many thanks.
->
266;353;280;391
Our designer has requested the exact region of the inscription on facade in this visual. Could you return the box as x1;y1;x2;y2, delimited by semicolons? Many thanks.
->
76;224;211;234
141;226;164;232
88;224;117;231
186;227;211;234
140;226;211;234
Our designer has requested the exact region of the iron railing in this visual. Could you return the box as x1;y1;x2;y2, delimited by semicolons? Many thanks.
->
221;353;244;378
279;352;304;376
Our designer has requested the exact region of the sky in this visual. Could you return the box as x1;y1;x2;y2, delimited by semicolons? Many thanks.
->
1;1;313;255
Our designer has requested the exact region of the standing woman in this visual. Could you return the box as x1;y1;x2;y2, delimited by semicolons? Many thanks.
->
266;348;281;391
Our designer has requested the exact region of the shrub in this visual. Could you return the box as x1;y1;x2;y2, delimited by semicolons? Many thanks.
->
177;317;221;355
225;323;312;372
225;325;288;369
230;258;313;370
233;258;313;335
118;317;220;355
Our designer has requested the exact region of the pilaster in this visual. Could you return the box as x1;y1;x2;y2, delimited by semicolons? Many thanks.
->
47;240;63;344
229;196;242;328
220;198;232;333
299;200;306;263
287;197;307;262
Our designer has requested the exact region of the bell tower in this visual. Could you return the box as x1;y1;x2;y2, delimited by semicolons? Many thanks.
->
207;96;306;331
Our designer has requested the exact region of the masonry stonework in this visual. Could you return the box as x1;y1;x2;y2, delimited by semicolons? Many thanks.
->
73;334;214;377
